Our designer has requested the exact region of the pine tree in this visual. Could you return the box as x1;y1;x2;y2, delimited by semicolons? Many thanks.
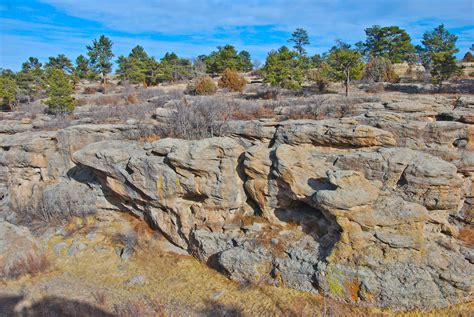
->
204;45;252;74
74;55;91;79
87;35;114;90
288;28;310;55
45;54;74;73
45;68;75;114
17;57;44;102
417;24;460;87
238;51;253;72
462;52;473;63
326;42;364;96
0;75;17;110
262;46;305;90
360;25;415;63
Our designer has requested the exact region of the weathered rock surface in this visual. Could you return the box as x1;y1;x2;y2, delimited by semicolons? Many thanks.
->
1;94;473;311
0;221;43;277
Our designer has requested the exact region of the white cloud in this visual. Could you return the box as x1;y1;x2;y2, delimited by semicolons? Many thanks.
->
38;0;473;36
1;0;472;69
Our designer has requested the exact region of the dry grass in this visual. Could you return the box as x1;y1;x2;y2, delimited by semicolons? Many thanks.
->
138;133;160;144
230;104;275;120
1;252;50;279
458;226;474;247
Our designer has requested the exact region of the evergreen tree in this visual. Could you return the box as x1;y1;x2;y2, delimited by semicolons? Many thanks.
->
127;45;151;85
430;52;461;87
261;46;305;90
359;25;415;63
417;24;458;69
44;68;75;114
417;24;460;86
204;45;252;74
288;28;310;55
0;75;17;110
238;51;253;72
326;41;364;96
159;52;194;82
45;54;74;73
87;35;114;88
463;52;473;62
17;57;44;101
74;55;92;79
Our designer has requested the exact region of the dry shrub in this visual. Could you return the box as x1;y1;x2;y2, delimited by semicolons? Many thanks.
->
230;105;274;120
138;133;160;144
364;82;385;93
459;226;474;247
83;87;98;94
163;97;228;139
256;87;280;100
363;57;399;83
186;76;217;95
1;252;50;279
127;93;139;104
307;68;329;92
80;94;124;107
218;68;247;92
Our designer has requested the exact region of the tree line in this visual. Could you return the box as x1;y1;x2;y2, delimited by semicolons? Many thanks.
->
0;23;471;113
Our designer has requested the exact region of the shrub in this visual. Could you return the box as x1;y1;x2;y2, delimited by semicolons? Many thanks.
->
186;76;217;95
1;252;50;278
83;86;98;94
0;76;18;110
163;98;228;139
306;67;329;92
362;56;398;83
230;105;274;120
256;87;280;100
364;82;385;93
127;93;138;104
218;68;247;92
470;71;474;78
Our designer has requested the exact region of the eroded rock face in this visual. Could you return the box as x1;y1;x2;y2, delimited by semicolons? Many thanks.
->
0;124;145;222
70;117;473;310
1;94;473;311
73;137;248;248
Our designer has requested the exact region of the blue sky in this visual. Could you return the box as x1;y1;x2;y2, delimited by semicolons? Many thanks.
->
1;0;473;70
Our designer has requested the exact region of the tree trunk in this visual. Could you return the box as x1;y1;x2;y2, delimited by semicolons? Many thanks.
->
345;76;349;96
344;67;350;97
103;75;108;94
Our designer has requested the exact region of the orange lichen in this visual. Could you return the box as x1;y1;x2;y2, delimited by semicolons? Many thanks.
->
345;278;360;301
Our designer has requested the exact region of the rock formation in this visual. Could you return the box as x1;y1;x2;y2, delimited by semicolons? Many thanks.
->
0;94;472;310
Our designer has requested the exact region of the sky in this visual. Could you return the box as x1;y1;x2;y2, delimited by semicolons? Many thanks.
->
0;0;473;71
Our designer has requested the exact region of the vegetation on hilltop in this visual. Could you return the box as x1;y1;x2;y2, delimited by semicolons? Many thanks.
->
0;24;470;111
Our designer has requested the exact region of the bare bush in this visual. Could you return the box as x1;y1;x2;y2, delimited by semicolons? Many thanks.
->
163;97;228;139
363;82;385;93
1;252;50;279
255;87;280;100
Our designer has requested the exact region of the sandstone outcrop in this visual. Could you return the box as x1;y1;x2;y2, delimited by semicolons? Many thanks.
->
1;94;472;310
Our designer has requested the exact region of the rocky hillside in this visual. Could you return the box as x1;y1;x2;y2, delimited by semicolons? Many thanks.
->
0;93;473;311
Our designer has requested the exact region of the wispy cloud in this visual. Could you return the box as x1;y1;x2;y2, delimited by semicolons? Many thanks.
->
1;0;472;70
